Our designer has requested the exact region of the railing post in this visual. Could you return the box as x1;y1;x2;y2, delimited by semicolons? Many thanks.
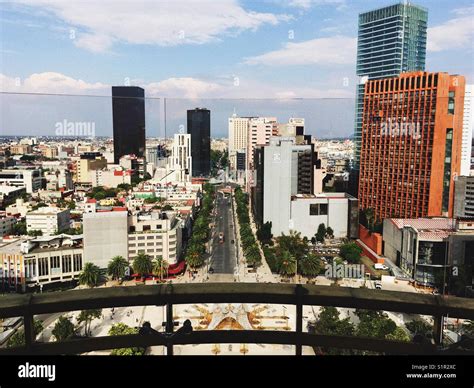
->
165;303;174;356
433;315;444;345
295;285;303;356
23;311;35;351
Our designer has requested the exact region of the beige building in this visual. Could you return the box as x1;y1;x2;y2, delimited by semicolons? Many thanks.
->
128;211;182;265
74;153;107;184
26;207;70;236
10;144;32;155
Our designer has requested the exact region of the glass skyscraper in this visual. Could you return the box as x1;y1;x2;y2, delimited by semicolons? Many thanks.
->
350;2;428;195
187;108;211;177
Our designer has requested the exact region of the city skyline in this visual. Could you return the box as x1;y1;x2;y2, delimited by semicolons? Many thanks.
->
1;0;473;137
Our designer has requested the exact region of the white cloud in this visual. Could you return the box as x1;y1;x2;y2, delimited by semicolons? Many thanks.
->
146;77;221;99
288;0;346;11
0;72;108;94
427;8;474;52
16;0;290;52
244;35;356;66
1;72;353;99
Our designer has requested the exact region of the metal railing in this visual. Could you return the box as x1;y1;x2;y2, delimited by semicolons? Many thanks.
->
1;283;473;355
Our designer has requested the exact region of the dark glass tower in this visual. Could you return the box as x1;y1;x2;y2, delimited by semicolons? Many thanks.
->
112;86;146;164
187;108;210;177
350;2;428;196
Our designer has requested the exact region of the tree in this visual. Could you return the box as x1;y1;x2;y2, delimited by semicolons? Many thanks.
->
7;319;44;348
27;229;43;237
78;262;103;288
77;309;102;337
405;319;433;338
298;253;323;277
386;326;410;342
355;310;397;339
278;250;297;276
52;316;75;342
309;306;355;355
257;222;273;245
108;323;145;355
107;256;129;280
339;242;363;264
12;221;27;235
275;231;308;261
326;227;334;239
315;223;326;243
132;253;153;276
152;256;169;278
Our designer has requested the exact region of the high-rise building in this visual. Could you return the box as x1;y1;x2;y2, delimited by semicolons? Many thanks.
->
351;2;428;195
358;71;465;220
228;114;251;170
461;85;473;176
167;133;192;182
187;108;210;177
454;176;474;218
112;86;146;164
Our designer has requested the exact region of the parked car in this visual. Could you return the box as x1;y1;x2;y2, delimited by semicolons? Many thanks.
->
374;281;382;289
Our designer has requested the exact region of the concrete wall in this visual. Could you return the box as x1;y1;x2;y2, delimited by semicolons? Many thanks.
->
289;196;349;239
382;219;403;265
83;211;128;269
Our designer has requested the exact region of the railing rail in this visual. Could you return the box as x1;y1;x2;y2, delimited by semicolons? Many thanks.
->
1;283;473;355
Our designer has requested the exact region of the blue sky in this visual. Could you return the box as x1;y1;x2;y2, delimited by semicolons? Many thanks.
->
1;0;473;137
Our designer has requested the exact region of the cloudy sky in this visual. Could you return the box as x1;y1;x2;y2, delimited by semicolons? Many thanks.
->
1;0;473;137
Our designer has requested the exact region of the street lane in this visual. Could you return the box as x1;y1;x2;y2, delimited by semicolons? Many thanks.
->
208;191;236;274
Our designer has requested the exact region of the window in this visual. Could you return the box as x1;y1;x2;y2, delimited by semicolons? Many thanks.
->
309;203;328;216
448;91;455;114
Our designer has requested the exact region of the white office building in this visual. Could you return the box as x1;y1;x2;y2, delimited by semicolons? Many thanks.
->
0;169;42;193
26;207;70;236
167;134;192;182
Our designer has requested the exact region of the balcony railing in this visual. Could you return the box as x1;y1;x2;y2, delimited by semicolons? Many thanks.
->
1;283;473;356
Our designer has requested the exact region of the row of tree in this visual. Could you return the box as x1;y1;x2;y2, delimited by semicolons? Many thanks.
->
234;187;261;267
78;253;170;288
262;231;323;277
184;183;215;268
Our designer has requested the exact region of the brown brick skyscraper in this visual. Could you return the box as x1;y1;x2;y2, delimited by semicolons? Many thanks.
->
358;72;465;220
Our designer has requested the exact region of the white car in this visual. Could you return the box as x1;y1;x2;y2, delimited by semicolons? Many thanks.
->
374;263;389;271
374;281;382;289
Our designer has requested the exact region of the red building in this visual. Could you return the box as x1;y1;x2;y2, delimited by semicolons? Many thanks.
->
358;72;465;220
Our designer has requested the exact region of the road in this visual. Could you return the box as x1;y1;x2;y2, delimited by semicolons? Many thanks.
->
208;190;237;275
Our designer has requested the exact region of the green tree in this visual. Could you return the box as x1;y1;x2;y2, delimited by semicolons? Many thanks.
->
278;250;297;276
27;229;43;237
298;253;323;277
310;306;355;355
52;316;75;342
152;256;169;278
77;309;102;337
12;221;27;235
405;319;433;338
386;326;410;342
7;319;44;348
326;227;334;239
107;256;129;280
315;223;326;243
339;242;363;264
108;323;145;356
257;222;273;245
78;262;103;288
355;310;397;339
132;253;153;276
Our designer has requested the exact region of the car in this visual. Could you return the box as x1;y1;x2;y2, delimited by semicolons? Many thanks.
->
374;281;382;289
374;263;389;271
208;267;214;274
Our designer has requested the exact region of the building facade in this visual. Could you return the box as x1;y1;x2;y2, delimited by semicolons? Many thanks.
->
454;175;474;218
351;2;428;195
358;72;465;220
167;133;192;183
0;169;42;193
112;86;146;164
461;85;473;176
187;108;210;177
26;207;70;236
